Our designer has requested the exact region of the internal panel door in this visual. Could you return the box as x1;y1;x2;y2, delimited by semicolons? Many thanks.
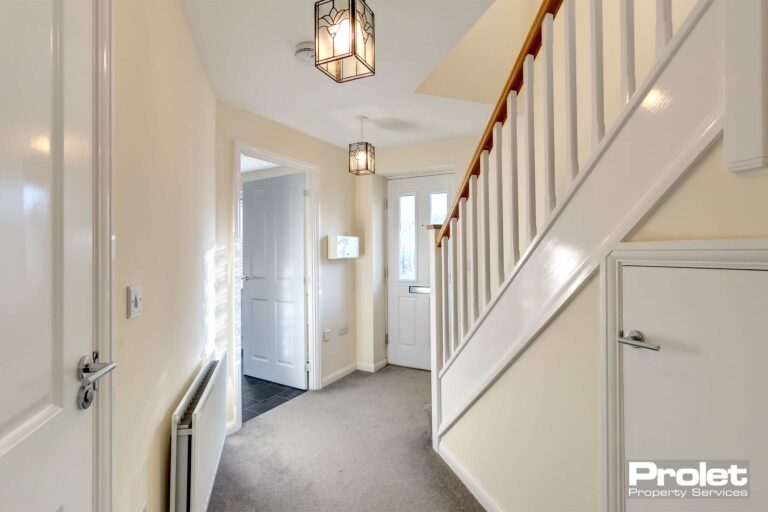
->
242;173;307;389
0;0;100;509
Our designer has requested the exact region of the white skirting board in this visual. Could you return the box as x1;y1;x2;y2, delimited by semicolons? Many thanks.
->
357;359;388;373
439;443;504;512
321;361;357;387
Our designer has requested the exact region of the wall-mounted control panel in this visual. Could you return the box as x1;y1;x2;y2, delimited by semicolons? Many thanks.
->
327;235;360;259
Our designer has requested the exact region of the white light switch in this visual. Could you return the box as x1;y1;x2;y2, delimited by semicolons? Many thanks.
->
127;285;143;319
323;329;331;342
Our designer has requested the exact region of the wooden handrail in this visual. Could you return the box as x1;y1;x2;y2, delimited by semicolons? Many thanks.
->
435;0;564;247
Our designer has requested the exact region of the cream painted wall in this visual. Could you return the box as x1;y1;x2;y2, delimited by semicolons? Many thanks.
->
215;103;358;386
439;137;768;511
354;175;388;369
376;134;478;191
113;0;217;511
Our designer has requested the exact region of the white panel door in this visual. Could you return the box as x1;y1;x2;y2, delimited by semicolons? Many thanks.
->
242;173;307;389
0;0;99;509
621;265;768;511
387;174;453;370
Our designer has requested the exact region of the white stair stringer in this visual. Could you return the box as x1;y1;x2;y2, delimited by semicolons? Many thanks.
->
437;0;723;439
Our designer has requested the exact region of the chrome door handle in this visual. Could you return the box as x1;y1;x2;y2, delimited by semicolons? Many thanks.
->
617;330;660;351
242;275;252;281
77;352;116;409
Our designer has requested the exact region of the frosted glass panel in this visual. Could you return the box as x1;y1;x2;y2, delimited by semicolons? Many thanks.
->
429;192;448;225
398;195;416;280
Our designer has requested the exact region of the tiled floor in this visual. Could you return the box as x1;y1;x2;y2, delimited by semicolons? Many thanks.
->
241;374;305;423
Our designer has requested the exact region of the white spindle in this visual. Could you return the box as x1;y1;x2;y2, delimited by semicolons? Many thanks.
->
440;240;450;363
504;91;520;269
449;218;459;349
490;123;505;289
427;226;442;449
620;0;636;102
457;199;468;337
655;0;672;59
468;175;479;322
479;150;492;305
542;13;556;214
522;55;537;245
563;0;579;180
590;0;606;146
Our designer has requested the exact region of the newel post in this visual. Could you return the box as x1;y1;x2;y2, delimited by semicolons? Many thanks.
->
725;0;768;172
427;225;443;451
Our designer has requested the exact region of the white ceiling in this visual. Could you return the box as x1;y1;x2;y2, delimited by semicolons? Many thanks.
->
182;0;495;148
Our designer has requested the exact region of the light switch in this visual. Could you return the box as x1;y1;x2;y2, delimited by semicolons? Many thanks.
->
323;329;331;342
127;285;143;319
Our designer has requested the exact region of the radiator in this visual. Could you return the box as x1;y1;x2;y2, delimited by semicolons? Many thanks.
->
170;353;227;512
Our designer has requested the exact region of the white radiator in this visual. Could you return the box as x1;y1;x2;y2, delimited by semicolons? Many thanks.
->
170;353;227;512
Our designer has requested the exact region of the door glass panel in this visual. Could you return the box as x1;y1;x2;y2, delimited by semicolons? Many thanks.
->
398;195;416;280
429;192;448;225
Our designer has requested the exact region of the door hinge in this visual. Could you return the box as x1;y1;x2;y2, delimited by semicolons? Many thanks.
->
384;266;388;280
305;362;312;372
384;198;388;210
304;189;311;198
385;334;389;345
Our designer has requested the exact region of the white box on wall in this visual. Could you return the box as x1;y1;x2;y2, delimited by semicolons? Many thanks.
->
328;235;360;259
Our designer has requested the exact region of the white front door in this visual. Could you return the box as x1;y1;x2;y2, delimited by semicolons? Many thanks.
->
620;264;768;511
387;174;453;370
242;173;307;389
0;0;102;509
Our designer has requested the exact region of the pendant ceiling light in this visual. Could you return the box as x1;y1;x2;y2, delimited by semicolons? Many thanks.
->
349;117;375;175
315;0;375;83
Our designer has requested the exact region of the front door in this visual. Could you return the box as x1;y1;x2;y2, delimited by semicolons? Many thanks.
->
0;0;102;509
387;174;453;370
619;264;768;511
242;173;307;389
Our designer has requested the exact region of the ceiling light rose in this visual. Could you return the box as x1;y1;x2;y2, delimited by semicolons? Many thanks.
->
349;117;375;175
315;0;375;83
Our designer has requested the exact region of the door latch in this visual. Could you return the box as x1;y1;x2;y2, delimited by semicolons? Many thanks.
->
77;351;117;409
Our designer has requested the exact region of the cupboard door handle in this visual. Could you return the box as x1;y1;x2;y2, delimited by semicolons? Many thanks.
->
617;330;660;351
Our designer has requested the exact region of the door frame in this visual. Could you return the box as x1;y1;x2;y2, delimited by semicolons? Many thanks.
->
230;140;321;432
601;238;768;512
94;0;114;509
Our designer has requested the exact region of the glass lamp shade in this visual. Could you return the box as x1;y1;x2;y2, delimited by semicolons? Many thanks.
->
315;0;375;83
349;142;375;175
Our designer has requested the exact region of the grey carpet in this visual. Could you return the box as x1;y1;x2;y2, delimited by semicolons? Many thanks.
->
208;366;483;512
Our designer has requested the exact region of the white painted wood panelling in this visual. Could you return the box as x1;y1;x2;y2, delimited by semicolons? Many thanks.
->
724;0;768;172
438;0;720;435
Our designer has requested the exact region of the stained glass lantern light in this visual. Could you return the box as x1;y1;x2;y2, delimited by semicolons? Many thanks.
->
315;0;375;83
349;117;375;175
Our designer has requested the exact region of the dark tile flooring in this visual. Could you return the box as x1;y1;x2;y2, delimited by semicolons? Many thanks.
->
241;374;305;423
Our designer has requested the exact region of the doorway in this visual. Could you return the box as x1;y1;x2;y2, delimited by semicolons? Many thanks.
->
605;242;768;511
386;173;453;370
233;143;320;427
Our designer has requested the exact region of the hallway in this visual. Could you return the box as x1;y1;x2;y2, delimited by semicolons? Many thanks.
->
209;367;482;511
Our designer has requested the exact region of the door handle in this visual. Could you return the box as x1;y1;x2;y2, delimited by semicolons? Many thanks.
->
77;352;116;409
617;330;660;351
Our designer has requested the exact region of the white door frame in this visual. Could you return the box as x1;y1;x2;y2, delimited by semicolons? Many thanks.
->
230;140;321;432
95;0;114;509
601;238;768;512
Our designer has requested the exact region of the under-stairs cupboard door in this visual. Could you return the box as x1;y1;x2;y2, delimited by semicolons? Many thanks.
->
620;264;768;511
0;0;101;509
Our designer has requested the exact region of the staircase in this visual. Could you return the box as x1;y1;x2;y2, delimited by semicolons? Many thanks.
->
428;0;727;466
